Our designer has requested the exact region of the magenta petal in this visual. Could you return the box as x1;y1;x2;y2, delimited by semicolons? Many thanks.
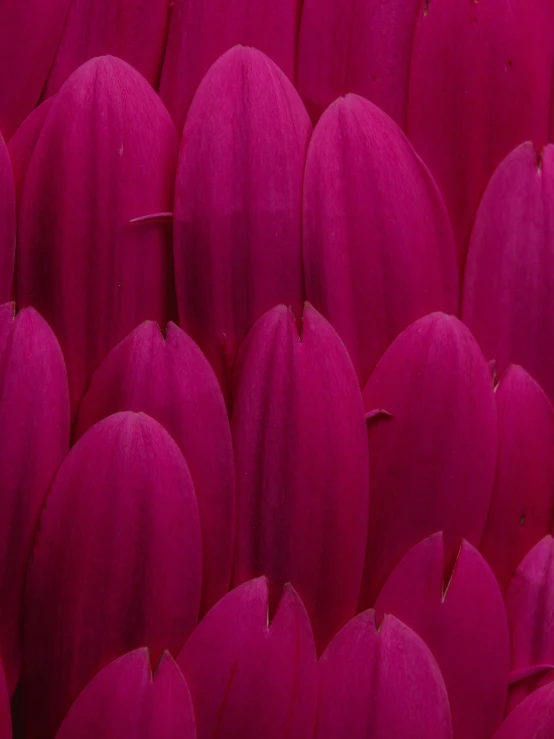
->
316;610;452;739
408;0;554;261
232;303;369;651
0;135;14;302
297;0;419;126
375;533;510;739
173;47;309;402
359;312;497;606
504;537;554;711
491;682;554;738
75;320;235;614
159;3;301;134
0;304;69;694
177;578;317;739
303;96;458;386
23;412;202;739
480;366;554;591
16;56;179;419
0;0;70;139
0;659;11;739
54;649;196;739
462;143;554;403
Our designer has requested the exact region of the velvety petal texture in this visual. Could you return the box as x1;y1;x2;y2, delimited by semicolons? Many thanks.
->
173;46;310;401
360;313;497;606
0;660;11;739
375;533;510;739
160;2;301;134
75;320;235;614
316;610;453;739
54;649;196;739
0;0;70;139
297;0;419;126
43;0;169;97
232;304;369;651
492;682;554;739
303;96;458;386
17;56;179;418
23;412;202;739
480;366;554;591
462;143;554;403
0;135;15;302
177;578;317;739
0;304;69;694
408;0;554;260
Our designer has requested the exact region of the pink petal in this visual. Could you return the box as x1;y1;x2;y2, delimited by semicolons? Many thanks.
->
177;578;317;739
297;0;419;126
23;411;202;739
316;610;452;739
0;135;14;301
42;0;169;97
173;47;310;403
303;96;458;386
54;649;196;739
231;303;369;652
375;533;510;739
359;312;497;606
16;56;179;419
480;366;554;591
462;143;554;404
0;659;11;739
0;304;69;694
491;681;554;738
0;0;70;139
75;320;235;615
159;3;301;134
407;0;554;262
504;536;554;711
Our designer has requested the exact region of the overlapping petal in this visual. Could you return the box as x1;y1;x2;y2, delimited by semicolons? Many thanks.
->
359;312;497;606
0;135;15;301
173;47;310;402
177;577;317;739
303;96;458;386
491;682;554;738
23;411;202;739
76;320;235;614
375;533;510;739
232;303;369;651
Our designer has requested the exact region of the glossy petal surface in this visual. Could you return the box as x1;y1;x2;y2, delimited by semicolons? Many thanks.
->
232;304;369;651
303;96;458;386
177;578;317;739
173;47;309;402
375;533;510;739
316;610;452;739
76;320;235;614
0;135;14;302
492;682;554;738
360;313;497;605
23;412;202;739
17;56;178;418
462;143;554;403
54;650;196;739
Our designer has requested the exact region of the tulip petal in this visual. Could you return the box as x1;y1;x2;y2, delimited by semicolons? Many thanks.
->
0;305;69;694
0;659;11;739
177;578;317;739
54;649;196;739
462;143;554;403
232;303;369;651
23;411;202;739
316;610;452;739
0;135;14;301
160;2;301;134
297;0;419;126
359;313;497;606
480;367;554;591
504;537;554;711
0;0;70;139
75;320;235;614
303;96;458;386
491;681;554;738
407;0;554;261
17;56;179;419
173;47;309;402
375;533;510;739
